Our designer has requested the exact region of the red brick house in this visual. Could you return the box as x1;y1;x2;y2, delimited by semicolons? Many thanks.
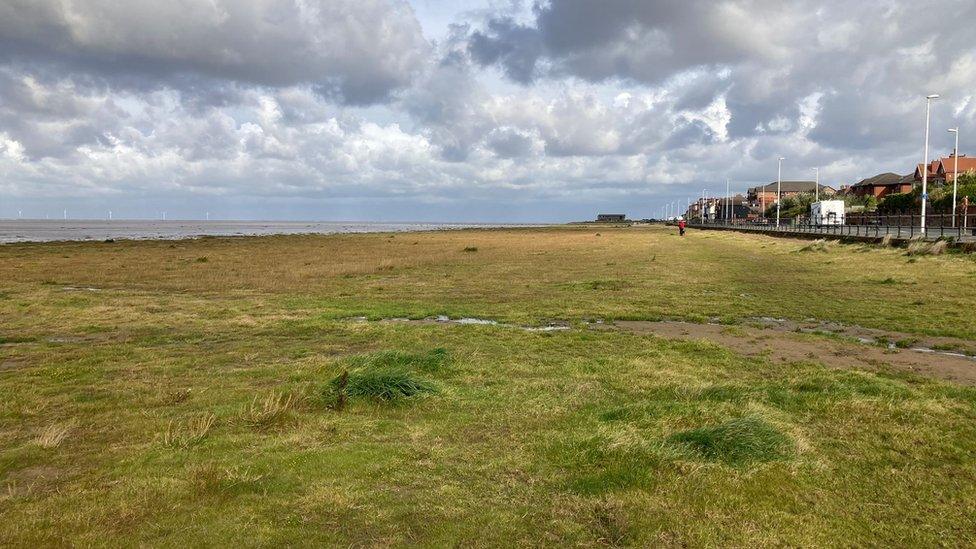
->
747;181;835;208
936;155;976;182
848;173;914;198
914;159;942;183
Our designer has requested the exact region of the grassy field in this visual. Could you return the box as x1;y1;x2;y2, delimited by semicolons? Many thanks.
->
2;225;976;546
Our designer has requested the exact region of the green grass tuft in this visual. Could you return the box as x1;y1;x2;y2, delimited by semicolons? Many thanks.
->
347;348;449;373
668;416;793;465
329;348;449;401
331;368;436;401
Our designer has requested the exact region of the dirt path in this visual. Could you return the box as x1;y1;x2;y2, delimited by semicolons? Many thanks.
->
353;315;976;385
607;320;976;386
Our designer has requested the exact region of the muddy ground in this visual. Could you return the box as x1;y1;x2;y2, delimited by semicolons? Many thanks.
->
606;319;976;385
368;315;976;385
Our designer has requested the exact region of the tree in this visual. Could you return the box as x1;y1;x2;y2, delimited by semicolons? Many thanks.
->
932;170;976;211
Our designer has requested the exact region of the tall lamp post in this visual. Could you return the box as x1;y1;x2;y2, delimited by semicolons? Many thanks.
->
776;157;785;227
702;189;706;223
812;167;820;225
949;127;960;228
813;167;820;203
725;178;731;221
921;94;940;234
760;182;765;223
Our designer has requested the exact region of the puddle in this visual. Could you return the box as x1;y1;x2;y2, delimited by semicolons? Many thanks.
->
349;315;570;332
343;314;976;384
743;316;976;360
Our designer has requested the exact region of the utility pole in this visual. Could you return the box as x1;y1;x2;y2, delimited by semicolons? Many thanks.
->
776;157;785;227
949;127;960;227
921;94;939;234
813;167;820;203
726;178;731;221
702;189;706;223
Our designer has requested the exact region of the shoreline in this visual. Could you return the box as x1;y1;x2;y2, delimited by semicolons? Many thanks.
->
0;220;549;245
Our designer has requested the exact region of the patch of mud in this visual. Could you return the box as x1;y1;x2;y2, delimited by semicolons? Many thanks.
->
344;315;976;384
350;315;572;332
0;358;29;371
609;320;976;385
2;465;62;500
744;316;976;357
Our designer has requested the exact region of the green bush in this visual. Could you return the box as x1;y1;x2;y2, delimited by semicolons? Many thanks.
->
878;190;918;213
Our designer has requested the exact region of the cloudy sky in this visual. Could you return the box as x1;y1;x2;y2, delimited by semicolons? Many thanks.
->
1;0;974;222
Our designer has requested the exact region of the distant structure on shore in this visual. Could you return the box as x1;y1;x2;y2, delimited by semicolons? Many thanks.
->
596;214;626;222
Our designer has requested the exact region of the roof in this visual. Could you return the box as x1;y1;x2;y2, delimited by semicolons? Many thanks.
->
749;181;834;193
915;160;941;179
937;156;976;176
850;172;908;188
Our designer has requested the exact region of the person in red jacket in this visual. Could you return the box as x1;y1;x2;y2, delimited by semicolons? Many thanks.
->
678;218;687;236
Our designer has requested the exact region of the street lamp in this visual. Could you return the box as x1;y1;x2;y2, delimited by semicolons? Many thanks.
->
702;189;706;223
949;127;960;228
726;178;731;221
921;94;940;233
776;157;785;227
812;167;820;203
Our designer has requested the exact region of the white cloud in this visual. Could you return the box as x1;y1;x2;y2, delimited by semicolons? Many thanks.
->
1;0;974;221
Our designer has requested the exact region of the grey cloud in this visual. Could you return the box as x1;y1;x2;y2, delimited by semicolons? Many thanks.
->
469;0;976;155
0;0;431;105
468;17;543;83
485;127;539;158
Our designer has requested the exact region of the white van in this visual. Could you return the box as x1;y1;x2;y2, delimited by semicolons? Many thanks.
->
810;200;846;225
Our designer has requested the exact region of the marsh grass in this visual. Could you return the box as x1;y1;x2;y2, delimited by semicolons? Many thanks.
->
189;464;268;498
34;421;75;448
328;348;446;402
346;348;449;373
3;226;976;545
331;367;436;401
797;239;832;253
159;388;192;406
668;416;793;465
240;391;300;428
906;237;948;256
160;413;216;449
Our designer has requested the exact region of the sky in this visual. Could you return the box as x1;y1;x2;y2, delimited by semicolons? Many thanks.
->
1;0;974;222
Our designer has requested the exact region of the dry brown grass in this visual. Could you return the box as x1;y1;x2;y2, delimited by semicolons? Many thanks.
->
239;391;300;428
906;237;948;256
34;421;75;448
159;413;216;448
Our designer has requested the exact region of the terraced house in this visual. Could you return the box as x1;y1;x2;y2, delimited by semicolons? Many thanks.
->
747;181;836;209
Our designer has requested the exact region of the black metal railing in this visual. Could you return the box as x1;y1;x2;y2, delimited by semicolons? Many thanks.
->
687;210;975;241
